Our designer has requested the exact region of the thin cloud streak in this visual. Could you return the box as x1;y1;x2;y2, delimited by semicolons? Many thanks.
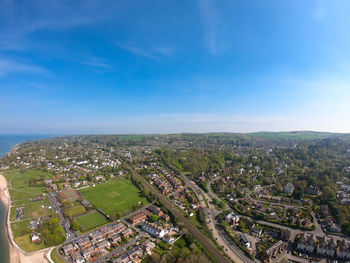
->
196;0;220;55
0;58;47;77
116;43;175;61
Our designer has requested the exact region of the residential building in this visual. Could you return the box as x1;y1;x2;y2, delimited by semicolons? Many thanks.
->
284;183;294;194
62;243;75;256
77;237;91;250
130;212;147;224
225;212;240;225
109;234;121;244
142;240;156;253
81;246;96;259
121;228;133;238
70;253;85;263
297;233;316;253
146;205;164;216
95;240;110;250
262;241;286;262
336;239;350;260
142;222;166;238
163;234;175;244
127;246;143;260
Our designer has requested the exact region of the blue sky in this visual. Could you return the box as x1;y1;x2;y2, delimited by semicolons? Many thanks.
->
1;0;350;134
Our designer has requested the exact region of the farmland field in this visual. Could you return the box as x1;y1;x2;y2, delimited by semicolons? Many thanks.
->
75;212;108;232
79;179;148;216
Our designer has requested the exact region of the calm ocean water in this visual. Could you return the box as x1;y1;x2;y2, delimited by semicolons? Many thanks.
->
0;135;50;262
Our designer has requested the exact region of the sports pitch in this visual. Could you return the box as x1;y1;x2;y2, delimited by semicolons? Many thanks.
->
75;212;108;232
79;179;148;215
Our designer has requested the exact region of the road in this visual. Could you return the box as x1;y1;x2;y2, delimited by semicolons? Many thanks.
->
180;174;254;263
126;165;232;263
48;192;72;239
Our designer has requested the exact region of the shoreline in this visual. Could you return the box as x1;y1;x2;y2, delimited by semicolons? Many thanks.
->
0;172;20;263
0;172;51;263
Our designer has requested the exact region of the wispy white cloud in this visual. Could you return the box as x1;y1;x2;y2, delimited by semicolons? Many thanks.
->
116;43;174;61
117;44;159;61
80;56;112;69
0;58;47;77
196;0;220;55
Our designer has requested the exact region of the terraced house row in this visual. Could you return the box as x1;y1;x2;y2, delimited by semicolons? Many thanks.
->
297;233;350;260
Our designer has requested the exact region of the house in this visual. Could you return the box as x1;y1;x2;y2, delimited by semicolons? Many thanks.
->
225;212;240;225
50;184;58;191
70;253;85;263
163;234;175;244
142;240;156;253
113;253;129;263
127;246;143;260
77;237;92;250
336;239;350;260
130;212;147;224
262;241;286;263
81;246;97;259
45;179;52;185
317;236;337;257
121;228;133;238
73;181;81;188
30;232;41;244
239;234;251;250
95;175;104;181
297;233;316;253
95;240;110;250
328;223;342;233
109;234;121;244
62;243;75;256
142;222;166;238
161;213;170;221
306;185;319;195
146;205;164;216
90;231;104;242
284;183;294;194
112;223;126;233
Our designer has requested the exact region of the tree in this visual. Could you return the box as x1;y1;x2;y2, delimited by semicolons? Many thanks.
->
150;214;159;222
71;220;79;231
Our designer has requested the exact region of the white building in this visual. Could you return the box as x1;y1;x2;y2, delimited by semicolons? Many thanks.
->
142;222;166;238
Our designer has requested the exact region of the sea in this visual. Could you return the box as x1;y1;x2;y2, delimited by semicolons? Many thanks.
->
0;135;50;263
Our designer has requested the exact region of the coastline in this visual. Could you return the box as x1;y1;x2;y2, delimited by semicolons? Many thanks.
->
0;172;50;263
0;172;20;263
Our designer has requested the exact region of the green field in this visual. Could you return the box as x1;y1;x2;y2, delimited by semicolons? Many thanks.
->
65;204;86;217
80;179;149;215
14;234;46;252
4;170;55;252
4;169;53;202
75;212;108;232
11;219;31;238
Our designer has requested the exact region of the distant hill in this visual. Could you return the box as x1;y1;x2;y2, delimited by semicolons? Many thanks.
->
198;131;350;142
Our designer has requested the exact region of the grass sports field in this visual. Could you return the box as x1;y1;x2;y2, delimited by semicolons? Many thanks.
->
80;179;148;216
75;212;108;232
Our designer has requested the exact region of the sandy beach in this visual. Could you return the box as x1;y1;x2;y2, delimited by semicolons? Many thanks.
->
0;173;49;263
